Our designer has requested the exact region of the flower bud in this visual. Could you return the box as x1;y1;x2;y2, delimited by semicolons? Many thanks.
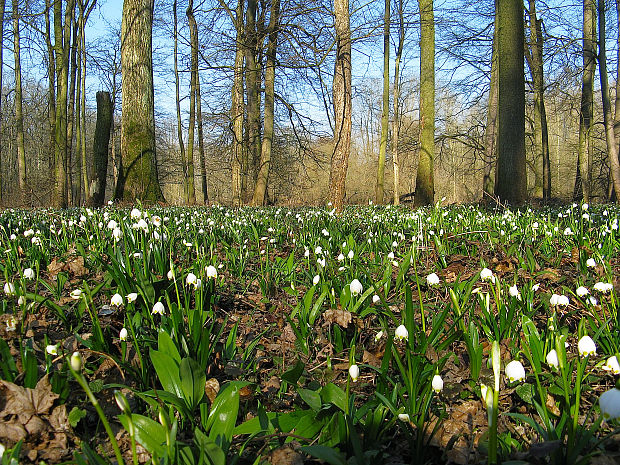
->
70;352;82;372
349;364;359;382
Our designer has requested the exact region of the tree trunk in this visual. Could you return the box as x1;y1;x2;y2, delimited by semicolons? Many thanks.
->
186;0;197;205
80;0;94;204
392;0;404;205
0;0;5;203
67;15;79;204
251;0;279;206
527;0;550;200
495;0;527;204
90;91;112;206
44;0;56;180
483;3;498;197
188;0;208;203
244;0;260;201
576;0;596;201
329;0;352;212
375;0;389;204
12;0;26;203
231;0;244;206
118;0;164;202
414;0;435;206
172;0;188;202
598;0;620;199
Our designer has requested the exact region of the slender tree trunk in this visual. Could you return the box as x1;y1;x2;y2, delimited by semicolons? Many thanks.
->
53;0;75;208
483;8;498;197
172;0;188;202
67;15;79;204
187;0;207;203
415;0;435;206
90;91;112;206
598;0;620;198
80;0;94;203
251;0;279;206
244;0;260;201
231;0;244;206
392;0;404;205
0;0;5;203
576;0;596;201
495;0;527;204
375;0;389;204
186;0;197;205
45;0;56;178
527;0;550;200
118;0;164;202
329;0;352;212
12;0;26;203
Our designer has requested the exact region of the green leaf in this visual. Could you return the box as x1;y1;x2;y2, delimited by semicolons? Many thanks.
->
281;359;305;385
194;428;226;465
158;330;181;364
320;383;346;412
119;414;167;458
180;357;205;410
150;348;183;398
68;407;87;428
298;388;322;411
89;379;104;393
0;337;17;381
301;445;347;465
206;382;246;447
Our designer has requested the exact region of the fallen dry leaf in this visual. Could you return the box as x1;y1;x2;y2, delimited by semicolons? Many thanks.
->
322;309;352;328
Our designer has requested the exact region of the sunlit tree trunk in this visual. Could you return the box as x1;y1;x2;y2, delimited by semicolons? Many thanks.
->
414;0;435;206
118;0;164;201
495;0;527;204
79;0;94;203
375;0;389;204
231;0;244;206
576;0;595;201
527;0;550;200
44;0;56;179
0;0;5;202
598;0;620;199
483;8;498;197
186;0;197;205
173;0;188;202
187;0;207;203
251;0;279;206
69;17;79;204
329;0;352;212
392;0;404;205
244;0;260;201
12;0;26;202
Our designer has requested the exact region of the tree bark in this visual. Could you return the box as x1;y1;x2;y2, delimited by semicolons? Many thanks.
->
0;0;5;203
186;0;198;205
118;0;164;202
187;0;208;203
598;0;620;199
231;0;244;206
375;0;389;204
329;0;352;212
172;0;188;202
12;0;26;203
392;0;404;205
495;0;527;204
576;0;596;201
483;8;498;197
244;0;260;201
251;0;279;206
414;0;435;206
44;0;56;179
90;91;112;206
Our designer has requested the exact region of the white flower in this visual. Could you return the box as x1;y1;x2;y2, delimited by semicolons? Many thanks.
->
136;219;148;231
46;344;58;355
70;351;82;371
426;273;440;286
17;296;25;306
152;301;165;315
112;228;122;240
3;282;15;296
110;293;123;307
372;294;380;304
398;413;410;422
130;208;141;219
186;272;198;286
23;268;35;280
107;220;118;230
337;253;345;261
126;293;138;303
167;269;175;280
586;258;597;268
599;387;620;420
70;289;82;300
532;283;540;292
593;282;613;294
349;279;363;296
395;324;408;341
550;294;569;307
387;251;395;260
564;227;573;236
546;349;559;369
582;203;589;211
509;284;520;299
588;296;598;306
578;335;597;357
432;374;444;393
576;286;589;297
205;265;218;279
603;356;620;375
313;275;320;285
349;364;360;382
480;268;495;283
315;246;323;255
347;250;354;259
374;330;384;341
505;360;526;383
119;328;128;341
